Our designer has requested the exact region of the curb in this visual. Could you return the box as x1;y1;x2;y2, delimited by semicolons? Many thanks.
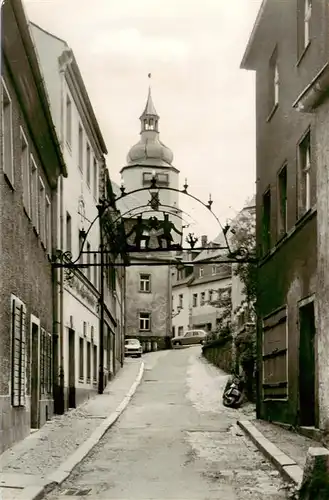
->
237;420;303;488
17;361;145;500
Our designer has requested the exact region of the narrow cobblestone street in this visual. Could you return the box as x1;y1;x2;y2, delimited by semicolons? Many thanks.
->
44;348;290;500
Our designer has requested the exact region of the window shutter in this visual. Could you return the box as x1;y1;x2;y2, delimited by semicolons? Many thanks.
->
47;333;52;394
11;300;26;407
41;328;45;394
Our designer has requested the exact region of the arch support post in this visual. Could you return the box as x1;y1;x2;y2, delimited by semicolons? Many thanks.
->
98;203;105;395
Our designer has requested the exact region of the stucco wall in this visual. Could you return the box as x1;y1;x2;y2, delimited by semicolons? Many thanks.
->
172;284;190;335
315;98;329;431
0;65;55;452
125;263;171;340
257;215;317;426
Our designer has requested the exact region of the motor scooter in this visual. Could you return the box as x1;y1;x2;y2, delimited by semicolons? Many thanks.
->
222;375;244;408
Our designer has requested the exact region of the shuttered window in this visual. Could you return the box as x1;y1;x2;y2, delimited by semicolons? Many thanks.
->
11;296;26;407
40;329;52;395
262;307;288;400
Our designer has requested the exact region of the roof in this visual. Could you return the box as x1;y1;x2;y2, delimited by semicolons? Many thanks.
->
140;87;158;118
192;232;228;263
4;0;67;182
240;0;268;69
30;22;108;155
172;275;195;289
189;273;231;288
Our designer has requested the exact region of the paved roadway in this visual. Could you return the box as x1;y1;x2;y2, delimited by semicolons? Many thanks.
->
46;347;291;500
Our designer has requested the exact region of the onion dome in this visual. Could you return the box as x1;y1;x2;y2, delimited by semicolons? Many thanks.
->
126;87;174;167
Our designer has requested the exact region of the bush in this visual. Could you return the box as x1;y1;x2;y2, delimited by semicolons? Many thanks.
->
234;326;256;401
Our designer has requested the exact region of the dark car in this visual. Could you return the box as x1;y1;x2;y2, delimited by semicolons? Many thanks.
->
171;329;207;347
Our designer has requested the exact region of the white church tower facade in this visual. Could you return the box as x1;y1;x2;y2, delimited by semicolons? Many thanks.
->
118;86;181;351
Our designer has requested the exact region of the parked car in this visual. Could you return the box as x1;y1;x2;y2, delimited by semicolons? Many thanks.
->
171;329;207;347
124;338;142;357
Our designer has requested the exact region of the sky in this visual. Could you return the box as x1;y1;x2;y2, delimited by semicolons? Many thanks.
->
24;0;262;240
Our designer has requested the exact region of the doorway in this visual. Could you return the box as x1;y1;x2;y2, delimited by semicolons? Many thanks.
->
112;331;116;376
299;301;316;427
31;322;39;429
68;328;76;408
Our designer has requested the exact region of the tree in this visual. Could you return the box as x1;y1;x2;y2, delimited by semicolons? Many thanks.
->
230;203;256;317
229;202;257;399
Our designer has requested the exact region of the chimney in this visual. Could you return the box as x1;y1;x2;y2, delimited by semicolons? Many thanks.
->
201;235;208;247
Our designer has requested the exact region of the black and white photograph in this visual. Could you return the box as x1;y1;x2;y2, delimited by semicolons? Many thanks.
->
0;0;327;498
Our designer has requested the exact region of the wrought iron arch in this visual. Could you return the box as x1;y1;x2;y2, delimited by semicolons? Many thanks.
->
52;173;256;271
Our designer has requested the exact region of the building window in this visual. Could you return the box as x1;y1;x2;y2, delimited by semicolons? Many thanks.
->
304;0;312;48
66;212;72;252
298;0;312;57
40;329;52;395
178;326;184;336
269;47;279;113
20;128;30;217
177;268;184;280
200;292;205;306
86;242;91;281
93;344;97;381
193;293;198;307
262;189;271;254
143;172;169;186
109;265;116;291
93;253;98;288
86;143;91;187
212;265;218;276
78;124;83;171
278;165;288;236
199;267;204;278
139;312;151;331
39;177;46;246
298;131;312;215
2;78;14;186
45;196;51;253
179;294;183;309
11;295;26;407
209;290;213;302
140;274;151;292
30;155;38;231
93;157;98;199
79;337;84;380
66;95;72;147
262;307;288;400
79;231;84;265
86;341;91;382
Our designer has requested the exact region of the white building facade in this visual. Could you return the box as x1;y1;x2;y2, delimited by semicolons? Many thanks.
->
172;242;232;336
30;23;120;410
118;87;181;350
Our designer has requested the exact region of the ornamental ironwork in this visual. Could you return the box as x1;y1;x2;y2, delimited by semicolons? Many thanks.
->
52;173;256;271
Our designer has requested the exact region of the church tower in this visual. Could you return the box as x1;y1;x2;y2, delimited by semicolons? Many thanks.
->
119;84;181;352
120;85;181;240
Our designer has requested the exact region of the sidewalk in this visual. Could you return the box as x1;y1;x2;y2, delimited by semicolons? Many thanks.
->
237;417;323;488
0;359;144;500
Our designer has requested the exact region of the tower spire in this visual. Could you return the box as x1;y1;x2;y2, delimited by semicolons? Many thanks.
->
140;73;159;132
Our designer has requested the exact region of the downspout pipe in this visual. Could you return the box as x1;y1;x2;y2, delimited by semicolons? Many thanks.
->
121;263;125;367
56;49;72;413
98;205;105;394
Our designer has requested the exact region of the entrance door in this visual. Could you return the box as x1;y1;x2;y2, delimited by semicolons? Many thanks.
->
68;328;76;408
112;332;116;376
299;302;316;426
31;322;39;429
